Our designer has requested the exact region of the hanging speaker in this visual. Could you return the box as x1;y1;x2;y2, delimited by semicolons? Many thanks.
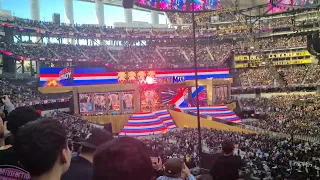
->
122;0;137;9
312;32;320;53
307;34;319;56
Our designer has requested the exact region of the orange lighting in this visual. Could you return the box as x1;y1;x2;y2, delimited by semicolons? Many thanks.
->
44;80;61;87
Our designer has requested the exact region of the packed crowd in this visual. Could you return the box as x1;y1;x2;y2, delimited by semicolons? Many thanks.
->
1;8;316;46
1;7;320;180
166;9;316;35
0;77;70;107
144;128;320;179
0;41;233;69
304;65;320;84
52;113;94;140
239;68;279;87
0;12;312;71
0;9;316;40
239;65;320;87
1;101;320;180
240;94;320;136
234;36;306;53
0;33;308;70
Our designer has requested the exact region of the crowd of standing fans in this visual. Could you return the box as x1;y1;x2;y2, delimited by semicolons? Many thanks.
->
1;99;320;180
239;65;320;87
0;77;71;107
0;13;310;70
0;9;320;180
241;94;320;136
0;36;308;70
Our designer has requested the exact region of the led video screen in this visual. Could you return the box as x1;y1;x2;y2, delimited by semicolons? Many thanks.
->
122;91;134;110
108;92;121;111
267;0;319;14
79;93;93;113
137;0;221;12
141;89;160;111
40;67;230;87
93;93;107;112
189;86;207;107
160;86;207;107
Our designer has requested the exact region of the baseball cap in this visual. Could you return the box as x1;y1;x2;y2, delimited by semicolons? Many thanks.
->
6;106;40;135
163;158;184;177
75;128;113;149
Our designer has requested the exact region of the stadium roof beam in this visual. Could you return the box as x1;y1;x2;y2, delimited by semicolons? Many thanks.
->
77;0;163;13
30;0;40;21
64;0;74;25
96;0;105;25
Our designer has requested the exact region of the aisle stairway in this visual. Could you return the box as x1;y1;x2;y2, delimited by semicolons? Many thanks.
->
119;110;176;136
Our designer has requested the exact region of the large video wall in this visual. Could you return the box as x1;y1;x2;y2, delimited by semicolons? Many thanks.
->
78;91;134;114
136;0;221;12
161;86;208;107
77;86;211;114
267;0;319;14
39;67;230;87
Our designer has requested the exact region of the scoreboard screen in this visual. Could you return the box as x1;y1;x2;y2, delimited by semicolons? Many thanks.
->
39;67;229;87
136;0;221;12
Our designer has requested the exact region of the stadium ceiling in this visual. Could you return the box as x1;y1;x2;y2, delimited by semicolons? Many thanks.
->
77;0;312;18
77;0;164;13
78;0;269;15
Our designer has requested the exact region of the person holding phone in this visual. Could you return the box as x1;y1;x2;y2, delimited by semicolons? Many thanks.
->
0;95;15;119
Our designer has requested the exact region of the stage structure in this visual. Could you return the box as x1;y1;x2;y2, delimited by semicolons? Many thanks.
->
71;78;232;115
38;67;232;115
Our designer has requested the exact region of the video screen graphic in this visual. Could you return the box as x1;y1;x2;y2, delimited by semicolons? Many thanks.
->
93;93;107;112
267;0;319;14
161;88;181;104
108;92;120;111
59;67;74;86
190;86;207;107
161;88;190;107
79;93;93;113
213;85;228;103
137;0;221;12
160;86;207;107
141;90;160;111
122;91;134;110
40;67;229;87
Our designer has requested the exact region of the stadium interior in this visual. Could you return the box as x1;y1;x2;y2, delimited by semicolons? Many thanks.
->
1;0;320;179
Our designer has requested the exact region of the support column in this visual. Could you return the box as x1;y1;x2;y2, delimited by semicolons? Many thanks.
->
36;61;40;77
30;0;40;21
64;0;74;25
124;8;133;24
151;10;159;25
95;0;105;26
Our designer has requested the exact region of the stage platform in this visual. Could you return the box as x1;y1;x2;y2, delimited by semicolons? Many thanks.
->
82;105;250;135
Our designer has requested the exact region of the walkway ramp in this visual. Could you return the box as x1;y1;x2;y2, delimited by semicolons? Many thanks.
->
170;110;252;133
119;110;176;136
178;105;242;123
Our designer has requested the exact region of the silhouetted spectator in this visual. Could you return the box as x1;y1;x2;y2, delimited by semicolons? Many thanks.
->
93;137;153;180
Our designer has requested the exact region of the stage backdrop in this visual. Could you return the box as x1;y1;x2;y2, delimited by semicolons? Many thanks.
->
39;67;229;87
